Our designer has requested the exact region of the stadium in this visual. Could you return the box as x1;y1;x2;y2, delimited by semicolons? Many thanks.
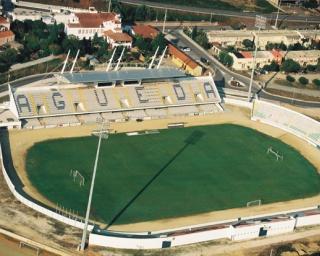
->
0;67;320;250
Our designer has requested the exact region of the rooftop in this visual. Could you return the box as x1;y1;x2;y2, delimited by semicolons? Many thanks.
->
104;31;132;42
69;12;119;28
168;44;199;69
61;68;186;84
132;25;159;39
0;30;14;38
0;17;8;24
285;50;320;58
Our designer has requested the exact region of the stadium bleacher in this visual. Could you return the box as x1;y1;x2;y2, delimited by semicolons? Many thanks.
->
252;100;320;147
11;75;222;128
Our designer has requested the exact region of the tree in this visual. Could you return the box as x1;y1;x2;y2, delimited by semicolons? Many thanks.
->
195;30;210;49
219;51;233;67
134;36;151;54
191;26;198;40
281;59;301;73
242;39;253;49
298;76;309;85
286;75;295;83
263;61;280;72
62;36;84;56
151;33;166;53
312;79;320;88
0;48;18;72
303;0;319;8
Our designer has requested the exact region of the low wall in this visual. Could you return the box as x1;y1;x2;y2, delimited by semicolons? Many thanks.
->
223;98;253;109
252;100;320;147
0;144;93;231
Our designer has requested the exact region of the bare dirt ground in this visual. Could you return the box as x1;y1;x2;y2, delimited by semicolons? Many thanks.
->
7;105;320;233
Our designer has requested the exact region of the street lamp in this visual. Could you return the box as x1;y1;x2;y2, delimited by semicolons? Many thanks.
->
248;15;267;101
79;118;110;251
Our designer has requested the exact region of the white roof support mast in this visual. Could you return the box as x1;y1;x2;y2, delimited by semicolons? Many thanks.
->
61;50;70;74
115;47;125;71
156;46;167;69
148;46;159;69
70;49;80;74
106;47;117;72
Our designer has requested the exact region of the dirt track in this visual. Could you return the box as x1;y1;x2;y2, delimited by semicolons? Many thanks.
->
8;105;320;232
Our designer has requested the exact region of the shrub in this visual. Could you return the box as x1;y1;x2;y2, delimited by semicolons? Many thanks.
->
313;79;320;87
286;75;295;83
298;76;309;85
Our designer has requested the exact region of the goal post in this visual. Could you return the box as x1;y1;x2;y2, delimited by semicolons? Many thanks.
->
246;199;262;207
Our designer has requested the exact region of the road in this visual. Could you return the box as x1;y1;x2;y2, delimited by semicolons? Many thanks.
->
119;0;320;24
167;29;320;108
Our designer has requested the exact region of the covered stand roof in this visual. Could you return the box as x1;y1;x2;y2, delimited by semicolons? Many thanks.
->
60;68;187;84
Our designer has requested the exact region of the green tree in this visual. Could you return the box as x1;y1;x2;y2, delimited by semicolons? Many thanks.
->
219;51;233;67
191;26;198;40
151;33;166;53
286;75;295;83
242;39;254;49
195;30;210;49
62;36;84;56
303;0;319;8
298;76;309;85
0;48;18;72
312;79;320;88
263;61;279;72
281;59;301;73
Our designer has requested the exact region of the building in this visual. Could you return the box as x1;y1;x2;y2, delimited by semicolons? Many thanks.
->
104;30;132;48
0;30;15;46
65;12;122;40
168;44;203;76
230;51;274;71
207;29;316;50
284;50;320;67
131;25;159;39
0;17;10;30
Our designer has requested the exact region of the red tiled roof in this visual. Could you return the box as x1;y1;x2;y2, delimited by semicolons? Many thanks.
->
239;51;253;58
104;31;132;42
73;12;118;28
0;17;8;24
271;49;283;59
168;44;198;69
132;25;158;39
0;30;14;39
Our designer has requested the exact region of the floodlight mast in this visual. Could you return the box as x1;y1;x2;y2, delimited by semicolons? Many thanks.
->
274;0;281;29
248;15;266;101
80;120;108;251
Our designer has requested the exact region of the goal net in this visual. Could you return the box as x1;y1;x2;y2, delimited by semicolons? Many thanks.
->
246;199;262;207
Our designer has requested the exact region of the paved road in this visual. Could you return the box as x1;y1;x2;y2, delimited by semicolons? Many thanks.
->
119;0;320;24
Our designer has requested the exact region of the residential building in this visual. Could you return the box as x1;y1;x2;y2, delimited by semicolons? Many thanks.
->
168;44;203;76
131;25;159;39
65;12;122;40
207;29;317;49
0;29;15;46
284;50;320;67
0;17;10;30
104;30;132;48
230;51;275;71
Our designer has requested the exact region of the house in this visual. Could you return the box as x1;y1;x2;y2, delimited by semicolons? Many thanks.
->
104;30;132;48
0;29;15;46
65;12;122;40
230;51;274;71
168;44;203;76
0;17;10;30
131;25;159;39
284;50;320;67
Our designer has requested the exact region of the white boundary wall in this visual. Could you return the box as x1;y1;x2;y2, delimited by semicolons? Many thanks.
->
0;144;93;231
251;100;320;147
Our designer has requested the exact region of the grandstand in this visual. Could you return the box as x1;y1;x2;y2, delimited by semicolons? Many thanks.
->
6;68;222;129
252;100;320;147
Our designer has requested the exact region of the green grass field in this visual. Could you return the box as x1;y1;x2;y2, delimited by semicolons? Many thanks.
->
26;124;320;226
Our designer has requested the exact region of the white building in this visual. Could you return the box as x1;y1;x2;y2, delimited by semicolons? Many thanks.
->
230;51;274;71
65;12;122;40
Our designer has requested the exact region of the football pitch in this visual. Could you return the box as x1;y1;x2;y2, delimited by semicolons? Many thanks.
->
26;124;320;225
